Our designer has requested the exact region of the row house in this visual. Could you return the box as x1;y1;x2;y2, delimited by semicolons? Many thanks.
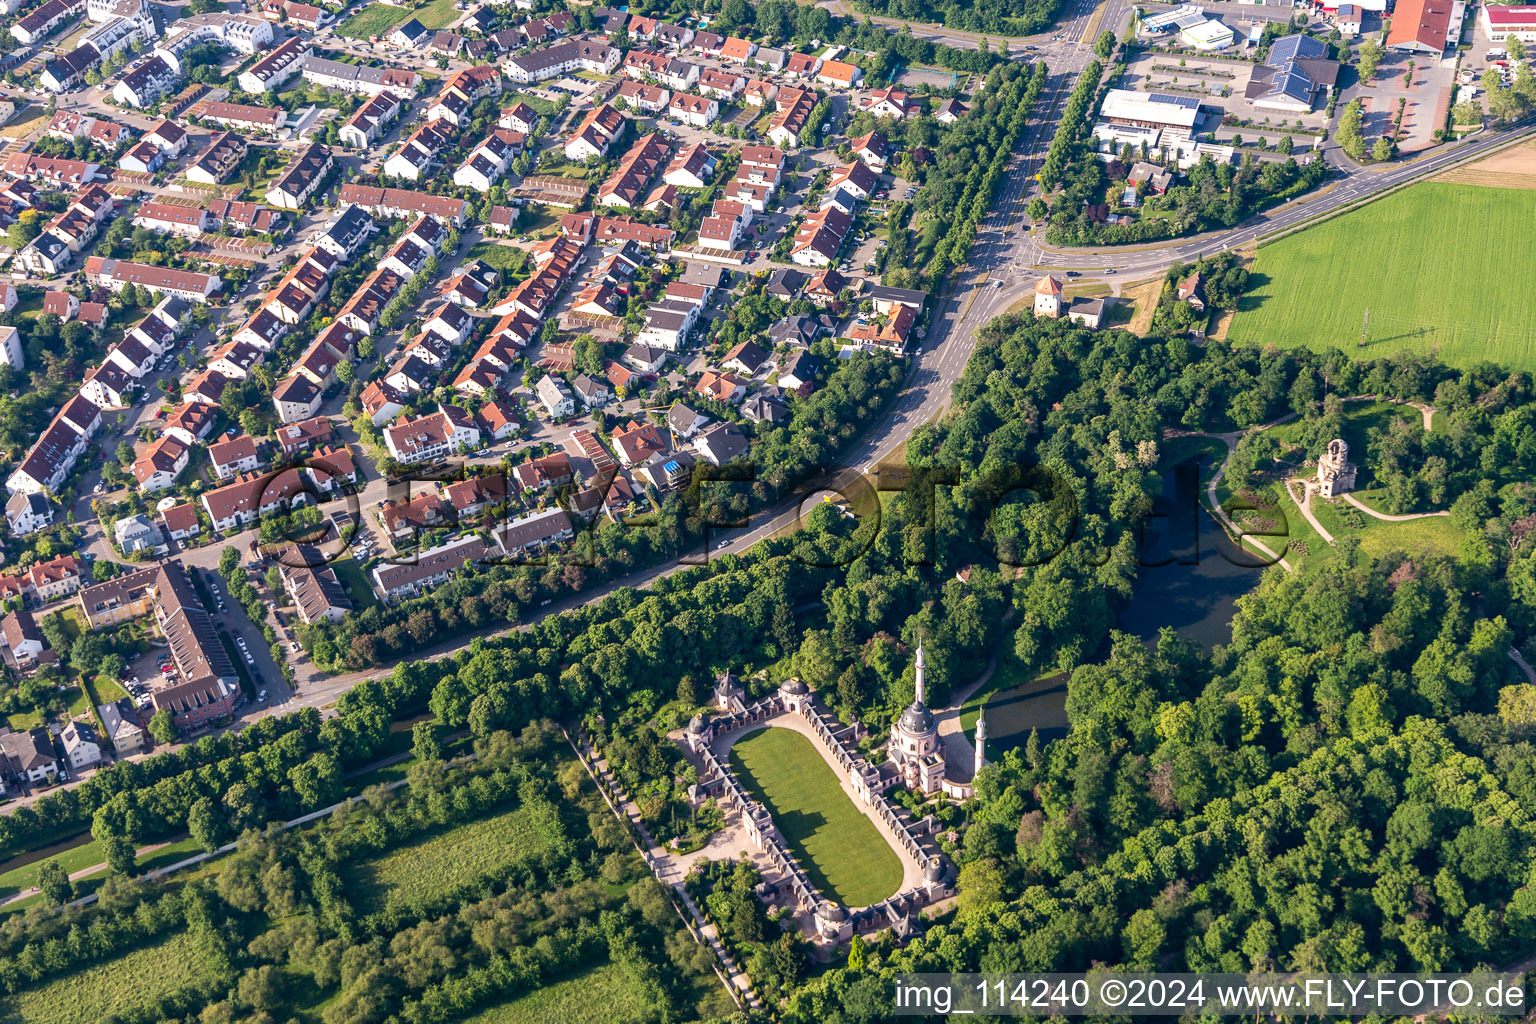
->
196;99;285;134
336;183;470;226
503;37;618;83
767;86;818;149
339;91;401;149
300;56;419;100
596;132;669;209
616;79;670;114
697;67;744;102
564;102;626;161
266;142;333;210
130;434;190;492
381;118;456;181
668;91;719;127
1;152;102;188
382;405;481;464
199;468;309;533
452;128;524;192
372;535;489;604
133;199;209;237
113;54;179;108
237;35;308;92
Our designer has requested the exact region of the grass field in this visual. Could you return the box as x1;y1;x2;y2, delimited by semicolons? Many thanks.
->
1230;182;1536;371
348;803;558;913
335;5;410;38
465;241;530;274
413;0;460;29
0;931;211;1024
0;837;102;900
454;964;647;1024
728;727;902;908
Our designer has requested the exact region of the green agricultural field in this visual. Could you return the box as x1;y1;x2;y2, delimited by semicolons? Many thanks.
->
0;931;213;1024
454;964;647;1024
348;803;559;914
728;727;903;908
1230;182;1536;372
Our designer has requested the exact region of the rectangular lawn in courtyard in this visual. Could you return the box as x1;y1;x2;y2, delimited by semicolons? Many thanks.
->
726;726;903;909
1230;182;1536;372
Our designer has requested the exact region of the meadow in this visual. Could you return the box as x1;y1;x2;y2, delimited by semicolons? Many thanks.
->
0;932;211;1024
453;964;648;1024
347;802;558;914
1229;182;1536;371
336;0;458;37
727;727;903;908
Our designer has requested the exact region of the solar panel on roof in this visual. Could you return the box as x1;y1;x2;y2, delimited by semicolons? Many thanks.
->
1146;92;1201;109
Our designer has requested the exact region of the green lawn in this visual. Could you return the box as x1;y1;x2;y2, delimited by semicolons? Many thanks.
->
1230;182;1536;372
0;931;213;1024
0;837;101;901
347;802;560;914
727;727;903;908
413;0;460;29
453;964;647;1024
465;241;530;274
327;557;379;612
335;5;411;38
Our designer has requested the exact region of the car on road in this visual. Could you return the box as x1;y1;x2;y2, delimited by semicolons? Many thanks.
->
1104;269;1116;275
1066;271;1081;277
257;690;267;702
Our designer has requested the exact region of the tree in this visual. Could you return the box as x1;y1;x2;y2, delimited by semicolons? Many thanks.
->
219;546;240;577
1094;30;1116;59
1335;99;1366;159
37;859;72;905
101;832;136;874
1358;38;1383;81
1027;197;1048;221
149;708;177;744
1278;133;1294;155
1372;136;1393;161
412;720;444;762
1509;36;1527;62
187;795;223;853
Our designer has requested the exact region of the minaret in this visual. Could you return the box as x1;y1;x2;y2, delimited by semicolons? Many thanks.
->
914;646;926;706
974;706;987;778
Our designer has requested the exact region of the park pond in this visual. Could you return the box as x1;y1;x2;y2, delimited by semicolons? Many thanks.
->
1117;451;1266;651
